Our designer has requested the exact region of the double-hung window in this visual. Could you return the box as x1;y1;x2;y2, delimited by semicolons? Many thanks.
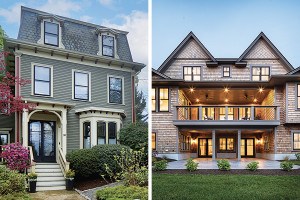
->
152;88;156;111
223;66;230;77
97;121;106;145
44;22;59;46
102;35;114;57
74;71;89;100
159;88;169;112
34;65;51;96
109;76;123;104
252;66;270;81
108;122;117;144
183;66;201;81
294;132;300;150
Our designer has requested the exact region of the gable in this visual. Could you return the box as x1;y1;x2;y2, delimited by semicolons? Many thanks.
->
176;39;210;59
245;39;277;59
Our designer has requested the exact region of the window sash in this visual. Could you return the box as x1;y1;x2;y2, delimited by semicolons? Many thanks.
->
108;122;117;144
44;22;59;46
158;88;169;112
223;66;230;77
183;66;201;81
34;66;51;96
109;77;123;104
74;72;89;100
219;138;234;151
102;35;114;57
252;67;270;81
294;133;300;150
97;121;106;145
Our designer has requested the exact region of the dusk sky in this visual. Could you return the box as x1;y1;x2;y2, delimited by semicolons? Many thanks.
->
153;0;300;69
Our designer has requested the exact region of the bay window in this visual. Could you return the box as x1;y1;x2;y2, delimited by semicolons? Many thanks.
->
97;121;106;145
83;122;91;149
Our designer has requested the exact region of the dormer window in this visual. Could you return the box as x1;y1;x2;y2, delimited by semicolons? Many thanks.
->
44;22;59;46
102;35;114;57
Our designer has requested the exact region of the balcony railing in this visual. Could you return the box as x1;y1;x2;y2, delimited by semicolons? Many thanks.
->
175;105;280;121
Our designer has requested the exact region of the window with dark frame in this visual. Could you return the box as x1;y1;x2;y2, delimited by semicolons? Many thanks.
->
109;77;122;104
83;122;91;149
158;88;169;112
0;133;9;145
152;88;156;111
102;35;114;57
183;66;201;81
108;122;117;144
223;66;230;77
219;137;234;151
34;66;51;96
44;21;59;46
297;85;300;109
294;133;300;150
74;71;89;100
152;132;156;150
97;121;106;145
181;134;191;151
252;66;270;81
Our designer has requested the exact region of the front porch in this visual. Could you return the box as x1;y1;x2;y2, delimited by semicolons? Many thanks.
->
166;158;300;169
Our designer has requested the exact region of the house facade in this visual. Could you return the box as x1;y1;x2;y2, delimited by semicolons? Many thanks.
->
152;31;300;161
0;6;144;190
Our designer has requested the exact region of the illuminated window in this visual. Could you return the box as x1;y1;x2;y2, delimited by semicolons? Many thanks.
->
219;138;226;150
159;88;169;112
294;132;300;150
223;66;230;77
219;138;234;151
180;134;191;151
152;88;156;111
152;132;156;150
252;66;270;81
297;85;300;109
183;66;201;81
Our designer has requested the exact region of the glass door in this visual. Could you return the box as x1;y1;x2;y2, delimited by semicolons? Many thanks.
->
241;138;254;157
198;138;212;157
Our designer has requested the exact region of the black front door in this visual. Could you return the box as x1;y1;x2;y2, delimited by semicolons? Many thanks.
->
29;121;56;162
241;138;255;158
198;138;212;157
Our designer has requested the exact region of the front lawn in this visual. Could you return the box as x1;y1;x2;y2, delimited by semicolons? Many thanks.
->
153;174;300;200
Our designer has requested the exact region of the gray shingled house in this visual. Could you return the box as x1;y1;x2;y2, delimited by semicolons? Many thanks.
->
0;6;145;191
152;31;300;161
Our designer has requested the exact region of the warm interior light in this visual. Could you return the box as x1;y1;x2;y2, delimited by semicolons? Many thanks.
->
224;87;229;93
257;139;261;144
196;99;199;103
190;87;195;92
191;139;196;144
225;98;228;103
259;87;264;93
254;98;257;103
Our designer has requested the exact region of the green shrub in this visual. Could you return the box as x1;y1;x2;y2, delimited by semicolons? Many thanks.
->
217;159;231;171
119;123;148;151
153;160;168;171
66;169;75;179
280;161;294;171
0;166;26;195
96;185;147;200
185;158;198;172
66;144;130;178
295;153;300;161
246;161;259;171
104;148;148;186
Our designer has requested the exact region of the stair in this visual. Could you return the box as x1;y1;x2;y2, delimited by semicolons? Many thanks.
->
34;163;66;191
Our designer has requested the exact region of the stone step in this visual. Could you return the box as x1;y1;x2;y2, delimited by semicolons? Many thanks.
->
35;168;62;173
35;164;60;169
37;176;65;182
38;172;64;177
36;186;65;191
37;180;65;187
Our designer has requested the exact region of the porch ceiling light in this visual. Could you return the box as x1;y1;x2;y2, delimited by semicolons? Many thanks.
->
225;98;228;103
224;87;229;93
259;87;264;93
254;98;258;103
189;87;195;93
196;98;199;103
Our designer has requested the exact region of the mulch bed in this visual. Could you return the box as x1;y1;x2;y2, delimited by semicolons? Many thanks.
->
155;169;300;176
74;178;113;191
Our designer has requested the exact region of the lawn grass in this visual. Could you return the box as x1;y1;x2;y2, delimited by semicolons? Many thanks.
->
153;174;300;200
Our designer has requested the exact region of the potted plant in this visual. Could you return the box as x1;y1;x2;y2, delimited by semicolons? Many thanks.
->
28;172;37;193
65;169;75;190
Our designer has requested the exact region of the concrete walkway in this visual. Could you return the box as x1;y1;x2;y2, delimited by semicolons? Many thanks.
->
167;158;300;169
29;190;85;200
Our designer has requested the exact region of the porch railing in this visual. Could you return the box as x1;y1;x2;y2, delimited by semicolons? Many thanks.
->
58;148;69;177
175;105;280;121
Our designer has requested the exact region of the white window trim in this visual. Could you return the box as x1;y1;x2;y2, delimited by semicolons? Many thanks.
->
107;75;125;105
31;63;53;97
37;19;65;48
72;69;92;102
97;32;119;59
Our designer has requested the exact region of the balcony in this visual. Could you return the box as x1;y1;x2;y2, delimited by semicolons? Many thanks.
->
173;105;280;128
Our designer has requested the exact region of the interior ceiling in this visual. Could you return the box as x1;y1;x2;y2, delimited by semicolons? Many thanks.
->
181;88;271;105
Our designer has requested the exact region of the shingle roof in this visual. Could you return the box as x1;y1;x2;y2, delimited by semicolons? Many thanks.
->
17;6;133;62
152;68;171;79
286;66;300;75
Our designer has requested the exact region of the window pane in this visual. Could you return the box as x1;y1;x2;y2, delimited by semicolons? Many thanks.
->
45;22;58;34
298;97;300;109
35;66;50;81
252;67;260;75
152;88;156;99
103;46;113;56
110;90;122;104
35;81;50;95
227;138;234;150
193;67;200;75
152;133;156;150
0;134;8;145
75;72;88;86
252;76;260;81
193;75;201;81
298;85;300;96
184;75;192;81
97;122;106;145
152;100;156;111
261;76;269;81
75;86;88;99
160;100;168;111
83;122;91;149
261;67;269;75
159;88;168;99
219;138;226;150
45;33;58;46
108;122;116;144
224;72;230;77
110;77;122;91
103;35;114;46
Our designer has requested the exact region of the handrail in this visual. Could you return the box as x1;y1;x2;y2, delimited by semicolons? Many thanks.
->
176;105;279;108
28;146;36;173
58;148;69;177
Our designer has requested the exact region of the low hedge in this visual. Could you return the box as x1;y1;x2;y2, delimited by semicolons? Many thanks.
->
96;185;148;200
66;144;130;178
0;166;26;195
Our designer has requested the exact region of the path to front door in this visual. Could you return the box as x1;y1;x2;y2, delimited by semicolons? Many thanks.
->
29;120;56;163
166;158;300;169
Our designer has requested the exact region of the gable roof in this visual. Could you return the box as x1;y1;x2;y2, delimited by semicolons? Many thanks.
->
152;68;170;79
237;32;294;71
157;31;216;73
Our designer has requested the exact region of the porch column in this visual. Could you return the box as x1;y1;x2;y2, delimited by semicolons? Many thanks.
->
62;109;67;156
238;130;241;161
22;109;29;146
198;106;202;120
212;130;216;160
90;118;97;147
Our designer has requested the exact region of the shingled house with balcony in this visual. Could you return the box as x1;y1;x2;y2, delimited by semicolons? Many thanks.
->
0;6;145;190
152;31;300;161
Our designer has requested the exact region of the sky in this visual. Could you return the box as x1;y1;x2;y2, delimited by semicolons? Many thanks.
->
0;0;148;97
153;0;300;69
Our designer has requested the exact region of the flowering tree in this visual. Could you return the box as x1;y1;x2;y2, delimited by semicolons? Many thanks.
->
1;143;30;171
